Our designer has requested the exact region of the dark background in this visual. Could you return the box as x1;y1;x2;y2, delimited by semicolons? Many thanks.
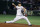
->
0;0;40;15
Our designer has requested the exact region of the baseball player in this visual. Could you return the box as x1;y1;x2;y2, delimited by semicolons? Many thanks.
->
5;3;32;26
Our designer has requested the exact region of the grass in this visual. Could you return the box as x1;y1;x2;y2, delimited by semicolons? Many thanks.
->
0;14;40;25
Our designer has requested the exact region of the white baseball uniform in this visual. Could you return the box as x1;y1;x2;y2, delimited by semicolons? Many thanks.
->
6;6;31;25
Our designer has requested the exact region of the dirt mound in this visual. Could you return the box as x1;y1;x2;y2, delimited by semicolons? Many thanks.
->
0;23;40;27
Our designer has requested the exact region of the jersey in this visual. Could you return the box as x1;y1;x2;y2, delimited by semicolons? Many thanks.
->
16;6;24;16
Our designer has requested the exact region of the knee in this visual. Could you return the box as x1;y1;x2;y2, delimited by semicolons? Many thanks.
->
24;17;28;19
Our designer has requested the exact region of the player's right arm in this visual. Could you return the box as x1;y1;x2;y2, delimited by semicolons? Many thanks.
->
12;3;16;8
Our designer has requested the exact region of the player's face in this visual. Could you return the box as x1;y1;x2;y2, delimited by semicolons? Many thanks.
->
18;4;21;6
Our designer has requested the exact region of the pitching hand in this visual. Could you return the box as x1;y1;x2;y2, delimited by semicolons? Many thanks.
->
12;3;15;5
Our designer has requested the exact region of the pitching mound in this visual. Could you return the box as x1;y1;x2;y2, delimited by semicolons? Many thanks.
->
0;23;40;27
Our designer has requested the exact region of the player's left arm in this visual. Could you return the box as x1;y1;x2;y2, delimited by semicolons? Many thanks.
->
22;6;27;15
23;8;27;16
23;7;26;15
24;8;26;13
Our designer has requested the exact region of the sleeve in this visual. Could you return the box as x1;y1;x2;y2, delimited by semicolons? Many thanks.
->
21;6;24;9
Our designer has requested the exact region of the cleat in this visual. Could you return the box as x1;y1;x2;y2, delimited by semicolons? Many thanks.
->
5;21;6;23
28;24;32;26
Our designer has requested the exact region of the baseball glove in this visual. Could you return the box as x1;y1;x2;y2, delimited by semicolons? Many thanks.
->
21;9;27;16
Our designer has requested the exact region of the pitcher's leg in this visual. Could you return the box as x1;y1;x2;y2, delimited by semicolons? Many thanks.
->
6;16;21;23
23;16;31;25
6;18;17;23
6;18;18;23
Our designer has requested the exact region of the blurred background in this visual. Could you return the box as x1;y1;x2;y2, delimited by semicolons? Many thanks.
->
0;0;40;15
0;0;40;25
